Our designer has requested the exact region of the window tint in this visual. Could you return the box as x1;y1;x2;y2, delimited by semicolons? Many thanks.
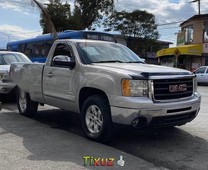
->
24;41;53;59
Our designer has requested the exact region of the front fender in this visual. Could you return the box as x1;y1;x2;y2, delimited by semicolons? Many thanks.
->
79;72;121;103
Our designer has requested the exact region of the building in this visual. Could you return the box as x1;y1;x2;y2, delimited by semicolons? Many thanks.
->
157;14;208;71
126;37;173;64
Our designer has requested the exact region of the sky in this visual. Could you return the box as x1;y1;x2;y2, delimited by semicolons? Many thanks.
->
0;0;208;49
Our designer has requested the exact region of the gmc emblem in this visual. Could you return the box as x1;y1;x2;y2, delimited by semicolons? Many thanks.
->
169;84;187;93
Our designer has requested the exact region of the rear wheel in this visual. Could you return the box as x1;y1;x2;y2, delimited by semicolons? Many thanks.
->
17;87;38;117
81;95;114;143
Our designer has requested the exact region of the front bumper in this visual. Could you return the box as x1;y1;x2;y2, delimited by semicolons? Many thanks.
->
110;92;201;127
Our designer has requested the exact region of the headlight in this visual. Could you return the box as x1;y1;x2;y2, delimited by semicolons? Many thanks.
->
122;79;148;97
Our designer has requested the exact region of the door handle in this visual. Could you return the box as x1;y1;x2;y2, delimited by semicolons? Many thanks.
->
47;72;54;77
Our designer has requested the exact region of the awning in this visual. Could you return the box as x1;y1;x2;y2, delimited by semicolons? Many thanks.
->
156;44;203;57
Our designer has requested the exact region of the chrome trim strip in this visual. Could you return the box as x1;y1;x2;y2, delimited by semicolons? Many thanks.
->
149;75;194;80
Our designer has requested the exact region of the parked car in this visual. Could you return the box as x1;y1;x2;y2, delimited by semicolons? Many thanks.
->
193;66;208;84
0;51;31;100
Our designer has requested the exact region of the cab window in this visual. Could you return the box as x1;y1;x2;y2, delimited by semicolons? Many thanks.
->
195;67;206;74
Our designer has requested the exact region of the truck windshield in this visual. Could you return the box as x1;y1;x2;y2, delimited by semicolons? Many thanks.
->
76;42;143;64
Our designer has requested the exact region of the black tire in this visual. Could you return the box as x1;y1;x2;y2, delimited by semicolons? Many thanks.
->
81;95;114;143
16;87;38;117
3;86;18;103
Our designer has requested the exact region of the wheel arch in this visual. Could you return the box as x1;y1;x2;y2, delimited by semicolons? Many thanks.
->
79;87;110;112
16;86;38;117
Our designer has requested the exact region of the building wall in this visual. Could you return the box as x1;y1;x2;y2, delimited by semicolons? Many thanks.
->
179;16;208;69
181;20;203;44
158;15;208;71
192;20;204;44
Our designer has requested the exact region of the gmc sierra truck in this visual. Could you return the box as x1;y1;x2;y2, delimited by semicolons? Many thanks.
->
10;39;201;142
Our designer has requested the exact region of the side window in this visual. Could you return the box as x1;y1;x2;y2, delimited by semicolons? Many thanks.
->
52;43;73;66
195;67;206;74
206;67;208;74
53;43;72;58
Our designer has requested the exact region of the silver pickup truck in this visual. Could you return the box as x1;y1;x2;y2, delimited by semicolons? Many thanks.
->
10;39;201;142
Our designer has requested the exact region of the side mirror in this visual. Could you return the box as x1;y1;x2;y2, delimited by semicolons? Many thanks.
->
140;58;146;63
52;55;75;68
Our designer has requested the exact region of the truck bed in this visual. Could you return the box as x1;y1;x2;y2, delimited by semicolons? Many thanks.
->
10;62;45;103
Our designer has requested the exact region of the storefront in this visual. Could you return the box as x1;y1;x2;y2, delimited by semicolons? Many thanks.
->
156;44;203;71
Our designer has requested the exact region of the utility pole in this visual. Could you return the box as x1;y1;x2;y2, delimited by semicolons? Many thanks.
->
190;0;201;15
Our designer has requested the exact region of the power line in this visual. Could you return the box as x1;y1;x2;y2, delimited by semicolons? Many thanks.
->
157;21;184;26
158;27;179;31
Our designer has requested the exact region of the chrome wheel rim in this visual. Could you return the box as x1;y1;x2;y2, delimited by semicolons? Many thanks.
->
85;105;103;134
19;90;27;112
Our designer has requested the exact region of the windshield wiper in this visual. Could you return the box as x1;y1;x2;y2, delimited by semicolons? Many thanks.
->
92;60;124;63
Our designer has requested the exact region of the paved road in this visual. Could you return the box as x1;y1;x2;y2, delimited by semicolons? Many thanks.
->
110;85;208;170
0;102;165;170
1;86;208;170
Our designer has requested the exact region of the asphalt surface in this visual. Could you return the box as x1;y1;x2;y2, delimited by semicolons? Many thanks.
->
0;103;167;170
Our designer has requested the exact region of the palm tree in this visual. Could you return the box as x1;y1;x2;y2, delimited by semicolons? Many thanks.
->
30;0;57;39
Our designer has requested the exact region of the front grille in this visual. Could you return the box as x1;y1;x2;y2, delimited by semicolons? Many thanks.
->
153;78;193;101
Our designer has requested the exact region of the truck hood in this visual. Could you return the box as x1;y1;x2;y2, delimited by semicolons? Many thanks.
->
0;65;10;74
93;63;192;77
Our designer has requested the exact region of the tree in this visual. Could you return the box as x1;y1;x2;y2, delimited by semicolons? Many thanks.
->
74;0;115;30
39;0;71;34
39;0;116;33
30;0;57;38
105;10;158;39
104;10;159;56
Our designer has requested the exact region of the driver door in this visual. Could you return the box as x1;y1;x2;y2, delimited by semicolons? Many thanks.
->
42;42;76;109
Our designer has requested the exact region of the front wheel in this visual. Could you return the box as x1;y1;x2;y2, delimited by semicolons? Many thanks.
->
17;87;38;117
81;95;114;143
